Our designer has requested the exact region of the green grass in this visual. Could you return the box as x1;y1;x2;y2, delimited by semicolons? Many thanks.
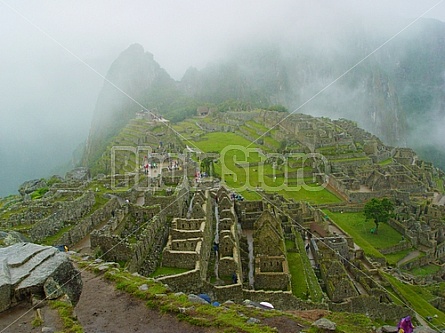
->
409;264;441;276
434;177;444;192
288;251;308;298
183;130;342;204
384;273;445;327
294;234;324;302
49;300;84;333
41;225;73;246
279;185;341;205
330;157;371;163
238;190;262;200
324;312;381;333
323;211;403;259
193;132;262;153
30;187;49;200
150;266;191;277
379;158;394;166
385;249;412;266
246;120;269;132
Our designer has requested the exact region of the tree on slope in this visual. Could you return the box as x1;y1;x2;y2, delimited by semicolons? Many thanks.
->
364;198;394;233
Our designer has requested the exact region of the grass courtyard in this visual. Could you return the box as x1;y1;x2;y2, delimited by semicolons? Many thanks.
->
323;210;406;261
190;131;342;205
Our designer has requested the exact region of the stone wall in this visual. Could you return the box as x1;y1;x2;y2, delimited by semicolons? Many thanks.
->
4;190;91;228
379;241;411;255
347;189;409;204
254;271;290;291
161;190;213;280
219;256;238;277
29;191;96;242
59;197;120;246
128;214;168;273
156;265;203;294
90;204;168;273
398;254;432;271
328;295;412;321
242;289;327;311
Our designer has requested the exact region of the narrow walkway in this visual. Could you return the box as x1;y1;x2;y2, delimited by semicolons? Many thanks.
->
243;229;254;288
397;250;420;267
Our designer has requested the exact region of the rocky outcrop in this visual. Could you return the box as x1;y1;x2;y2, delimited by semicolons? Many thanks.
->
18;179;47;196
0;243;82;312
65;167;90;181
312;318;337;331
0;230;29;246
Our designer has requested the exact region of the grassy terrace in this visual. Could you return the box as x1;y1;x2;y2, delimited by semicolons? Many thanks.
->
330;157;371;163
378;158;394;166
246;120;269;132
286;240;307;298
192;131;342;204
291;235;324;302
384;273;445;327
323;211;404;260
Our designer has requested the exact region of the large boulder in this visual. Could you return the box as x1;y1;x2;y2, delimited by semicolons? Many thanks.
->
18;179;48;196
312;318;337;331
0;243;82;312
65;167;90;181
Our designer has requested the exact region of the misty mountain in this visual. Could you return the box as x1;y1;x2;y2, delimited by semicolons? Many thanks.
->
83;44;178;170
178;19;445;166
83;18;445;172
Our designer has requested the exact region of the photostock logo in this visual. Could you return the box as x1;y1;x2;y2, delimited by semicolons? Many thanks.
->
109;144;328;193
110;146;189;191
219;145;328;192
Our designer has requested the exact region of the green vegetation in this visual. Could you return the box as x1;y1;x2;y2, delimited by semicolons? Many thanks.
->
189;130;342;204
150;266;190;277
324;211;403;260
384;273;445;328
385;249;412;266
434;177;444;192
324;312;380;333
31;313;44;328
267;104;288;112
287;251;308;297
330;157;371;163
378;158;394;166
409;264;441;276
41;225;73;246
294;234;324;302
30;187;49;200
49;300;84;333
364;198;394;232
278;185;341;205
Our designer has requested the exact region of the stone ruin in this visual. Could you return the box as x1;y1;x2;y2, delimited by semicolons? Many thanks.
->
206;110;440;205
4;109;444;321
252;210;290;291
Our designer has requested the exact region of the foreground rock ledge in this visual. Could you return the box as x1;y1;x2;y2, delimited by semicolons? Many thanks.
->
0;242;82;312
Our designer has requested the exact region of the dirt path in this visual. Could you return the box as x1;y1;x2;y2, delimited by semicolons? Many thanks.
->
398;250;420;266
75;269;217;333
0;267;217;333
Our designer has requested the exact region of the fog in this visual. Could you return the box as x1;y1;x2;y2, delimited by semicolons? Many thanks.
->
1;0;444;196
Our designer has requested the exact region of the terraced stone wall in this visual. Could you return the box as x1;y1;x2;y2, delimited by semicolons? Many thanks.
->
29;191;96;242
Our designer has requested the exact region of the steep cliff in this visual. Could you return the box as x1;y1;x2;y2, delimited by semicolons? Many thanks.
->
83;44;177;170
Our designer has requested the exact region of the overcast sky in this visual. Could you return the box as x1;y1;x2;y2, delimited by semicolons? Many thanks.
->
0;0;444;196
